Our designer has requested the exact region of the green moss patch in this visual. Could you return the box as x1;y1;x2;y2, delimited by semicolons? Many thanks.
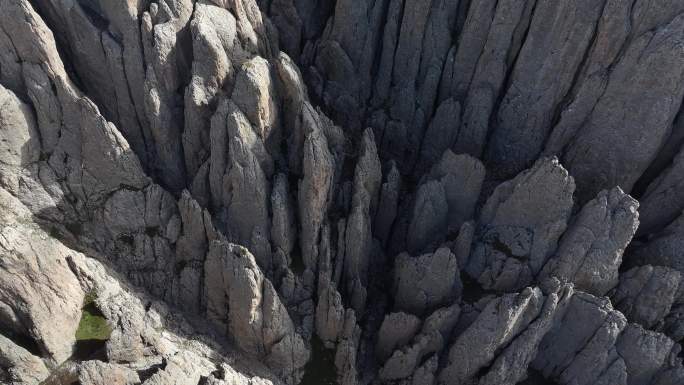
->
75;292;111;341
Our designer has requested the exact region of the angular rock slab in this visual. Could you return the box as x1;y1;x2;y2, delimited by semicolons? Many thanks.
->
204;241;309;384
393;247;462;315
612;265;682;331
540;187;639;296
439;287;547;384
466;158;575;291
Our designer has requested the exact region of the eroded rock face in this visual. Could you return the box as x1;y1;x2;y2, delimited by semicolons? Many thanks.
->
466;158;575;291
204;241;309;383
0;186;279;385
540;187;639;296
393;247;462;315
2;0;684;384
440;287;548;384
612;265;683;333
0;333;50;384
0;189;85;365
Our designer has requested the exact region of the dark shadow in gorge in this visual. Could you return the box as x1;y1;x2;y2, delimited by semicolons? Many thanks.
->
299;336;337;385
517;369;560;385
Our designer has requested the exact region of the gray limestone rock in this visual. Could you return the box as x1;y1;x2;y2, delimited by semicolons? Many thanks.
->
0;84;41;201
394;248;462;315
440;0;498;104
233;57;280;141
4;0;684;384
184;2;237;178
407;180;449;254
466;158;575;291
613;265;682;331
485;0;606;179
452;0;535;158
0;334;50;385
343;129;382;313
639;146;684;235
141;0;195;191
335;310;361;385
416;99;462;175
209;98;274;269
453;221;475;269
0;190;85;365
27;0;151;170
298;105;335;271
204;241;309;383
477;284;573;385
74;361;140;385
379;304;460;381
423;151;485;235
314;225;345;347
540;187;639;296
559;12;684;202
271;174;297;260
314;274;345;348
533;293;628;385
439;287;545;384
375;312;422;362
615;324;677;385
374;161;401;246
0;185;280;385
629;212;684;273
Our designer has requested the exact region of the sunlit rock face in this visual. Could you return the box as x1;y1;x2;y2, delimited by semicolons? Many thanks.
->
2;1;684;384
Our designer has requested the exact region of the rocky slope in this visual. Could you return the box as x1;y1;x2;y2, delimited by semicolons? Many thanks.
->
1;0;684;384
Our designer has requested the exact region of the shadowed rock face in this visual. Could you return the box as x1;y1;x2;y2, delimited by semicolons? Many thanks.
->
1;1;684;384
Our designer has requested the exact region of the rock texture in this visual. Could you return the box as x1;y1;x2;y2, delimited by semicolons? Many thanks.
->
540;187;639;296
2;0;684;384
465;158;575;291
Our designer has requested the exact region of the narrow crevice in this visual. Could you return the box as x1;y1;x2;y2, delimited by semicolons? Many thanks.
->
481;0;539;173
1;330;43;357
547;0;609;138
517;368;559;385
299;336;337;385
136;359;167;382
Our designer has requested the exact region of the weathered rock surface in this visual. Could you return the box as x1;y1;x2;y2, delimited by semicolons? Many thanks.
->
0;186;280;385
532;292;628;385
485;0;606;179
629;213;684;274
204;241;309;383
0;333;50;385
379;304;460;381
439;286;563;384
393;247;462;315
0;188;85;365
375;312;422;361
466;158;575;291
540;187;639;296
613;265;683;332
3;0;684;384
342;129;382;314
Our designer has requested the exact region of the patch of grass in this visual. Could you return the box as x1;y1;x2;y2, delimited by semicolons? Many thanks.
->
75;292;111;341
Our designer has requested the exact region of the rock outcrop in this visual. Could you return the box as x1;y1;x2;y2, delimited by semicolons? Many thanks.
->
465;158;575;291
204;241;309;383
540;187;639;296
2;0;684;384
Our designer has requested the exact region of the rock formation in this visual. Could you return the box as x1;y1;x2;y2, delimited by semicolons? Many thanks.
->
2;0;684;384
